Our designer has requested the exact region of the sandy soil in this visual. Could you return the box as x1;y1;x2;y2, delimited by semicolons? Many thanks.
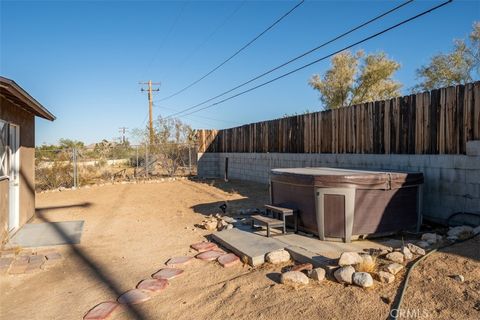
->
400;236;480;320
0;179;478;320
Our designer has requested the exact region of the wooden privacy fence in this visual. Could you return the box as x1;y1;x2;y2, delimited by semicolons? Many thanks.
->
197;82;480;155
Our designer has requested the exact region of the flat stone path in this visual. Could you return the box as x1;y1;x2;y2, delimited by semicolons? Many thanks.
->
152;268;184;280
196;250;225;261
165;256;193;268
217;253;240;267
117;289;151;305
137;279;169;293
83;301;120;320
190;241;218;252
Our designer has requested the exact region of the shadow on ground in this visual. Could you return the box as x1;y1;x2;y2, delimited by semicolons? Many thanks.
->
35;203;149;320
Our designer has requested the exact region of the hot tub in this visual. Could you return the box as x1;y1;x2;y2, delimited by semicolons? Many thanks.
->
270;167;424;242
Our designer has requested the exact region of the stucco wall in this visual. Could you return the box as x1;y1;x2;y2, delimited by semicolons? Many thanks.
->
0;96;36;240
198;151;480;225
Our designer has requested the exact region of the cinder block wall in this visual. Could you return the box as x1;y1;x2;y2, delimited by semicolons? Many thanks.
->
198;148;480;224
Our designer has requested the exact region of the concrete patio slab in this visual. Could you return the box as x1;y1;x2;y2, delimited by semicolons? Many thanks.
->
8;221;84;248
212;228;395;267
211;229;284;266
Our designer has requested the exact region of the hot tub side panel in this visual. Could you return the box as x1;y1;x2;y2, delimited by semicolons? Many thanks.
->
352;187;419;235
270;181;317;235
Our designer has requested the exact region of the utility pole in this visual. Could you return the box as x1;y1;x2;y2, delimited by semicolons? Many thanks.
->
118;127;128;144
140;80;160;145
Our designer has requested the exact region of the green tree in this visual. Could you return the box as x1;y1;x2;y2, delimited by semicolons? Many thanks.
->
309;50;401;109
414;21;479;92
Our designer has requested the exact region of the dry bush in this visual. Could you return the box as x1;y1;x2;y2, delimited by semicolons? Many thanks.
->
355;256;377;273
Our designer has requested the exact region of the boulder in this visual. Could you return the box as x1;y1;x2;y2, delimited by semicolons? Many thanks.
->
473;225;480;235
447;226;473;239
401;246;413;260
386;252;404;263
338;252;363;266
310;268;326;282
265;249;291;264
203;221;217;231
421;233;439;244
378;271;395;284
406;243;426;256
334;266;355;284
416;241;430;248
352;272;374;288
281;271;309;286
217;219;229;230
386;263;404;275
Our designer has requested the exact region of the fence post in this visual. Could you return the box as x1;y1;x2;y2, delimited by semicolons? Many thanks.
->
145;144;149;178
188;145;192;175
72;148;78;189
135;145;139;178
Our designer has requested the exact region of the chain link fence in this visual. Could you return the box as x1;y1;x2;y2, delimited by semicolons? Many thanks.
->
35;143;197;191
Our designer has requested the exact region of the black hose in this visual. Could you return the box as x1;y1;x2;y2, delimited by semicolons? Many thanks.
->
446;212;480;227
388;214;479;320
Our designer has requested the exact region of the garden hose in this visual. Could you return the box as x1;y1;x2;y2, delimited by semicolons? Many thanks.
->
388;213;480;320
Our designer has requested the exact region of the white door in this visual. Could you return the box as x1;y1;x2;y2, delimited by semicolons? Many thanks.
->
8;124;20;232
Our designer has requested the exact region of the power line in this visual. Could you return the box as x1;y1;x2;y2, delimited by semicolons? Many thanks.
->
154;103;242;125
142;1;190;78
169;0;453;120
170;0;246;75
159;0;415;118
159;0;305;102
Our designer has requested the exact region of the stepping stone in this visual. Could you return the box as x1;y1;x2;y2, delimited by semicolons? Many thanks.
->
190;242;218;252
196;250;225;261
165;256;193;268
84;301;119;320
217;253;240;267
137;279;169;293
152;268;184;280
117;289;151;305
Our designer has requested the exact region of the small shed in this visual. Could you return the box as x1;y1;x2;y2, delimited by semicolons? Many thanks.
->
0;76;55;244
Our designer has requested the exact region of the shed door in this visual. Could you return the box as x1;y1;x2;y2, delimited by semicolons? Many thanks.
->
8;124;20;232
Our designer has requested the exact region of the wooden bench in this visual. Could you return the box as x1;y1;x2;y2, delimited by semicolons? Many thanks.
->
251;215;285;237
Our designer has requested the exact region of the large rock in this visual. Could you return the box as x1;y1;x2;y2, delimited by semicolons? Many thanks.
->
352;272;374;288
416;241;430;248
378;271;395;284
401;246;413;260
447;226;474;239
265;249;291;264
386;263;404;275
386;252;404;263
203;221;217;231
310;268;326;282
281;271;309;286
406;243;426;256
473;225;480;235
421;233;440;244
334;266;355;284
338;252;363;266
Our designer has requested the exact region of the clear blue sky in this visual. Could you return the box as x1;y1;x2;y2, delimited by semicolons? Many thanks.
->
1;0;478;145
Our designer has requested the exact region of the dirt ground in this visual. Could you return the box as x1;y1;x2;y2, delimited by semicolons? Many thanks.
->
0;179;478;320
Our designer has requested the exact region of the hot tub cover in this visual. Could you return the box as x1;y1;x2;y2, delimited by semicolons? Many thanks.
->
270;167;423;190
